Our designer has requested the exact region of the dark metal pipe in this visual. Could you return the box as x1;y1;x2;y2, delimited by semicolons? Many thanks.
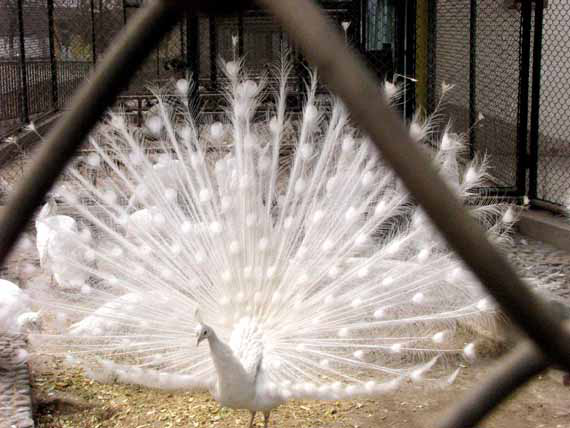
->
91;0;97;64
528;0;545;200
0;0;186;264
238;11;244;57
256;0;570;372
209;12;218;88
468;0;477;159
16;0;29;124
426;0;437;114
47;0;59;110
516;0;532;196
438;341;548;428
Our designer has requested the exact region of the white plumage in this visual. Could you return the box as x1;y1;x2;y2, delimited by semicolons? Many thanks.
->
27;59;516;426
35;200;91;289
0;279;36;334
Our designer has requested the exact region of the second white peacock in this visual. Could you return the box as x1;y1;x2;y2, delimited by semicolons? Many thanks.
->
31;59;514;427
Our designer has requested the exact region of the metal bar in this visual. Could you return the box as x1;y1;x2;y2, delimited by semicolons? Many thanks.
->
0;0;186;265
137;96;143;127
179;13;185;65
17;0;29;124
350;0;361;52
188;11;200;100
405;0;417;119
468;0;477;159
517;0;532;196
91;0;97;64
359;0;366;52
528;0;545;200
47;0;58;110
256;0;570;373
426;0;437;114
209;12;218;88
122;0;128;24
238;11;244;57
438;341;548;428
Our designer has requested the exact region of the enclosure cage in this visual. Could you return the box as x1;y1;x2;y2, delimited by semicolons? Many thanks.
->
0;0;569;209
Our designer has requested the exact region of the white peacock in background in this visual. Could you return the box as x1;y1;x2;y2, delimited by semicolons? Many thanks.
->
28;58;515;427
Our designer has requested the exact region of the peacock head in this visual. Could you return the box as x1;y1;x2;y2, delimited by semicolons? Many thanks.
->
194;308;211;346
195;324;212;346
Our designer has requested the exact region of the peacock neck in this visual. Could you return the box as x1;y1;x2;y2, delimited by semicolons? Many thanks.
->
206;330;239;376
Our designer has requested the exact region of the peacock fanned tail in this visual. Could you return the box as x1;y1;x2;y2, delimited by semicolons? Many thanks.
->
29;57;516;400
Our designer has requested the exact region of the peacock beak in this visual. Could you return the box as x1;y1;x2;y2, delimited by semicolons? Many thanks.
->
196;335;204;346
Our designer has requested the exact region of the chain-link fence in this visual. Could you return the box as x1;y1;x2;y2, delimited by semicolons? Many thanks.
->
533;0;570;207
424;0;524;192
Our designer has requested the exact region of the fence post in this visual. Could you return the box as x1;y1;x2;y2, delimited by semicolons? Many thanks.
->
516;0;532;197
468;0;477;159
17;0;29;125
351;0;362;52
426;0;437;114
405;0;417;119
238;11;244;57
528;0;544;200
91;0;97;64
209;13;217;88
122;0;127;24
359;0;366;51
47;0;58;110
186;10;200;100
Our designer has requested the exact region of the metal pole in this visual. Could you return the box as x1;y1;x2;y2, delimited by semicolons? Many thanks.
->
122;0;127;24
186;10;200;99
517;0;532;196
238;10;244;57
179;13;185;69
47;0;59;110
405;0;417;120
468;0;477;159
528;0;544;201
426;0;437;114
209;12;217;88
91;0;97;64
16;0;29;124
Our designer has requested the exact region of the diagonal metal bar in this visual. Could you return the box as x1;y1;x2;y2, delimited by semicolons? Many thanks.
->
438;341;548;428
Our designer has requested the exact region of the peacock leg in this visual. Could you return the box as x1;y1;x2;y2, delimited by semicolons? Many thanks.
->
263;411;271;428
248;411;257;428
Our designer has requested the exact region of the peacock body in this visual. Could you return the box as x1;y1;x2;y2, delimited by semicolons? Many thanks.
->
26;58;515;425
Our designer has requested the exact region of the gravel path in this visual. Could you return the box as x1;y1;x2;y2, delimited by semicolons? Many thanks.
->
507;233;570;305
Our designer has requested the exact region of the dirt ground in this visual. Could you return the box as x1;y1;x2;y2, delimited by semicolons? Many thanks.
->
30;353;570;428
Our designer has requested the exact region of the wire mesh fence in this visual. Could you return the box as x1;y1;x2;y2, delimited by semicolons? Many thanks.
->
425;0;524;191
534;0;570;207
